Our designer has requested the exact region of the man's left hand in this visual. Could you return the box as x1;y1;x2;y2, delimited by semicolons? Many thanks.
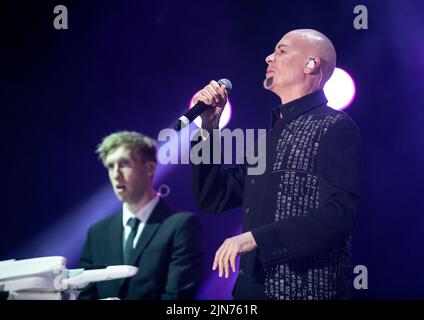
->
212;231;257;278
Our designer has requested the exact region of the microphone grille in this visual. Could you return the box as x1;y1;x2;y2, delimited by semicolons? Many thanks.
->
218;78;232;93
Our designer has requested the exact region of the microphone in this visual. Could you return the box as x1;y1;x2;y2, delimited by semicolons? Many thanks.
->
174;79;232;131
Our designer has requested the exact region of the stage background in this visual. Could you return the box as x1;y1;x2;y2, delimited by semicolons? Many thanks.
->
1;0;423;299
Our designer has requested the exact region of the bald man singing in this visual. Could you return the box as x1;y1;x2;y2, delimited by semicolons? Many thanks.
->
191;29;361;300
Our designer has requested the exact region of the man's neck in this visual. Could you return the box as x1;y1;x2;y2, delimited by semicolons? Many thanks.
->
126;189;156;215
278;83;318;105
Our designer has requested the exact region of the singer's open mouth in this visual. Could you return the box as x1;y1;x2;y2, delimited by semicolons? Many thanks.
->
116;185;126;191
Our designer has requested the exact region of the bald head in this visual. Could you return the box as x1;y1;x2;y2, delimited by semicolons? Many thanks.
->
264;29;337;102
284;29;337;86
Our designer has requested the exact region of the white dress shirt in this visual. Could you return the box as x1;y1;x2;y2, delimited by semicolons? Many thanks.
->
122;195;160;250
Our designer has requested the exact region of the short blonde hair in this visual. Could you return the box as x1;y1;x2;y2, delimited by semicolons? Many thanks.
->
96;131;156;166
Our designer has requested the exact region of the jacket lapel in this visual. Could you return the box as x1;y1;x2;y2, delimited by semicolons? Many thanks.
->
129;199;170;266
109;213;124;265
107;213;126;293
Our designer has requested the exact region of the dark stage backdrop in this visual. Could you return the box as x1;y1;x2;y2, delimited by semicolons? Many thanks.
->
1;0;423;299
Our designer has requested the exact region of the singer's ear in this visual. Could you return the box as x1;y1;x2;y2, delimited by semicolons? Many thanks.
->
145;161;156;176
304;57;320;74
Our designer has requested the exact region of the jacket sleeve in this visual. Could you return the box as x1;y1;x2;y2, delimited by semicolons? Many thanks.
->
251;117;362;267
77;226;99;300
161;214;204;300
191;131;246;213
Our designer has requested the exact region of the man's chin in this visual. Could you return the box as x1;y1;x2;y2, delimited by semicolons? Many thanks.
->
114;192;128;202
263;77;274;90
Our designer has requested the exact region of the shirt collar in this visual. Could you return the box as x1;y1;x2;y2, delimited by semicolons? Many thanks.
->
270;89;328;128
122;195;160;227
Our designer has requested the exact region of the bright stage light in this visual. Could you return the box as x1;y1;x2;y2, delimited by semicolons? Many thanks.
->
324;67;356;110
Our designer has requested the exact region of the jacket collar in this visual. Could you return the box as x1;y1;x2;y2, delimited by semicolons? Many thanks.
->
270;89;328;128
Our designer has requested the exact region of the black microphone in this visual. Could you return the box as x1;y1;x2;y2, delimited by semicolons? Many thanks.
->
174;79;232;131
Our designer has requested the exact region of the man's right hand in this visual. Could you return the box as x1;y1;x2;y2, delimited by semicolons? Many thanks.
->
192;80;228;132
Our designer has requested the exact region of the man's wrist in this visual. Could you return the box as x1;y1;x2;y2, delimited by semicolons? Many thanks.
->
201;123;219;133
248;231;258;249
198;128;210;141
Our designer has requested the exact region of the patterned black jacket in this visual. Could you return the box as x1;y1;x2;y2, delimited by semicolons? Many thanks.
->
192;90;361;300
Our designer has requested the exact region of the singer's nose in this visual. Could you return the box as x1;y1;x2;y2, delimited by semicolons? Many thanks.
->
112;166;121;180
266;53;274;64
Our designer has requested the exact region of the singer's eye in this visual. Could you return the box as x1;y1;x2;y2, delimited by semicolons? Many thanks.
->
119;160;131;168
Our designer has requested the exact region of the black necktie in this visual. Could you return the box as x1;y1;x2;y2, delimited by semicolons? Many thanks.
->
123;217;140;265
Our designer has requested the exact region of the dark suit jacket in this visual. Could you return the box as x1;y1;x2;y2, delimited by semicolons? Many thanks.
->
192;90;361;299
78;199;203;300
